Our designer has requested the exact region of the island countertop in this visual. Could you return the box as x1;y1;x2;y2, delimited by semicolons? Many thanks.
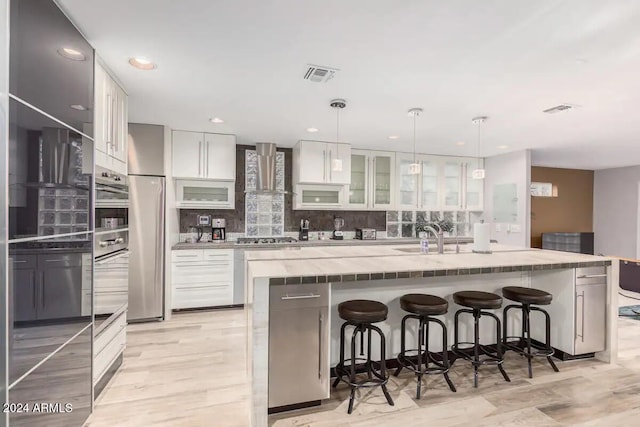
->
246;247;612;284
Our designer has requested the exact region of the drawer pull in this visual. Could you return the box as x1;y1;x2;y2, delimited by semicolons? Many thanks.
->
281;293;321;300
577;274;607;279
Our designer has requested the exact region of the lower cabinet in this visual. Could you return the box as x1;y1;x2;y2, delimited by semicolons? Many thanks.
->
171;249;234;309
94;310;127;386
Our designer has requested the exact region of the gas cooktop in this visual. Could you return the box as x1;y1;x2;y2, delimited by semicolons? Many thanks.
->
236;237;298;245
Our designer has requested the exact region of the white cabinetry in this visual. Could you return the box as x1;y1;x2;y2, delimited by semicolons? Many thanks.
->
172;131;236;180
395;153;484;211
94;310;127;386
94;60;128;175
293;140;351;185
176;180;235;209
347;150;395;210
171;249;234;309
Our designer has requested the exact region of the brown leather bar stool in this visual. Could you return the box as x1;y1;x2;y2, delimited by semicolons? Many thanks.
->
451;291;511;388
393;294;456;398
502;286;559;378
332;299;394;414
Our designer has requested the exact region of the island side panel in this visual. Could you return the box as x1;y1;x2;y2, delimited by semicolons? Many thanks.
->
601;259;619;363
250;276;270;427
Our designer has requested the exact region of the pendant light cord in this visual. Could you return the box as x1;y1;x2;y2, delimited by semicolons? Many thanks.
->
413;112;417;163
336;107;340;143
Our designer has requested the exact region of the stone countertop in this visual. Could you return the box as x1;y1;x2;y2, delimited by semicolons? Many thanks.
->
171;237;473;250
246;247;612;284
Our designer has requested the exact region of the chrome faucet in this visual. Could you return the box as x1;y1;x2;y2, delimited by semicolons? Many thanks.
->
423;223;444;254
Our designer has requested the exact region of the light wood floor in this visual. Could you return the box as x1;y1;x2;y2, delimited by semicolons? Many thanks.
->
87;296;640;427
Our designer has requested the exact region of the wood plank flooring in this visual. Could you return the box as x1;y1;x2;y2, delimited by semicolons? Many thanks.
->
87;296;640;427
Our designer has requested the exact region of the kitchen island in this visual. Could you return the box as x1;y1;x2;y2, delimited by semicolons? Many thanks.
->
245;246;619;427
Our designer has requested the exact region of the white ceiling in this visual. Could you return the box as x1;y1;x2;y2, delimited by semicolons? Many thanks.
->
58;0;640;170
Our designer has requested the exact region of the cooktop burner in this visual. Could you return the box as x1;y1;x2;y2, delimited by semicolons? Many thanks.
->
236;237;298;245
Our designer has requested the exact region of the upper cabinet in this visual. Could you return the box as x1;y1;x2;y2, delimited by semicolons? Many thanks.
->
94;60;128;175
346;150;395;210
395;153;484;211
9;0;94;134
293;140;351;185
172;131;236;181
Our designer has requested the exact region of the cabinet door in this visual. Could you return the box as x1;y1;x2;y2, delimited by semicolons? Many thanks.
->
113;83;128;165
396;154;418;209
465;159;484;210
372;152;395;209
441;158;463;210
297;141;327;184
176;180;235;209
574;283;606;354
172;131;204;179
94;63;109;155
39;266;83;320
204;133;236;180
419;155;439;210
347;151;368;208
326;143;351;185
13;268;38;322
294;185;344;210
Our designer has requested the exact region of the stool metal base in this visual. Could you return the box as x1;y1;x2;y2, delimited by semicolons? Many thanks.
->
394;314;456;399
503;303;560;378
332;321;394;414
453;308;511;388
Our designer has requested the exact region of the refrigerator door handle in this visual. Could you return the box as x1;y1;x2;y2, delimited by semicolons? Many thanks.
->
154;181;166;317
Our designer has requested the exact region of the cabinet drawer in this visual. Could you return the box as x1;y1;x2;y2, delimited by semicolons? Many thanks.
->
172;250;203;262
203;250;233;261
575;267;607;285
95;292;128;316
39;253;82;268
94;325;126;383
172;284;233;309
95;311;127;355
10;255;37;269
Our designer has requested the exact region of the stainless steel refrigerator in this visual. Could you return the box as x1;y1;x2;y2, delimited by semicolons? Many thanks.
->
128;123;167;321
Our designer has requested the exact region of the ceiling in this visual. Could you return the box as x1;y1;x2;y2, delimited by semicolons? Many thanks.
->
57;0;640;170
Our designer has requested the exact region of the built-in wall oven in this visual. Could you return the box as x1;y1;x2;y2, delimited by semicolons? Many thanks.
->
94;228;129;318
96;165;129;209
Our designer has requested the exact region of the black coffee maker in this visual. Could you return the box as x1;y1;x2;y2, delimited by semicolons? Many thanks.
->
299;219;309;241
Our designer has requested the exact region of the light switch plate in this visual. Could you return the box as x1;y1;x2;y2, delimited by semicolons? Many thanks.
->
510;224;521;233
495;223;502;232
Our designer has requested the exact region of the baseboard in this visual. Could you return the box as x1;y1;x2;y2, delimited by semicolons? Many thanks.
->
268;400;321;414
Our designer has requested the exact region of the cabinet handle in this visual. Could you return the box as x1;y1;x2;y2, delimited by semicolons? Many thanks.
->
576;291;584;341
577;274;607;279
280;293;321;300
112;93;118;154
329;150;333;182
32;271;37;309
41;272;45;308
198;141;202;177
205;142;209;177
323;150;326;182
13;260;27;264
318;311;324;379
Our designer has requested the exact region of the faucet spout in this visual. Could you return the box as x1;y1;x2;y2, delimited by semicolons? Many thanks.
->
423;224;445;254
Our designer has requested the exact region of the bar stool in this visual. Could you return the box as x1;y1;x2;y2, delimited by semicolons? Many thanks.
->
393;294;456;398
502;286;559;378
332;299;394;414
452;291;511;388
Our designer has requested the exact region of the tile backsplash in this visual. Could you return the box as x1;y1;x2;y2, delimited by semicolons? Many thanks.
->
386;210;482;238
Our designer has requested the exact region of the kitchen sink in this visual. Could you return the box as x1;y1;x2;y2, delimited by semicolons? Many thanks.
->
394;244;468;254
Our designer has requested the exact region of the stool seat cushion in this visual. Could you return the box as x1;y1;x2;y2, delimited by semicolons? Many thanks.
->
502;286;552;305
400;294;448;315
338;299;388;323
453;291;502;309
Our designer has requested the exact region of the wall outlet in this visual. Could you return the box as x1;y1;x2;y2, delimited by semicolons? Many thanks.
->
510;224;521;233
495;223;502;232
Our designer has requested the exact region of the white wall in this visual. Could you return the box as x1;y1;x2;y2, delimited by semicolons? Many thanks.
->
483;150;531;248
594;165;640;258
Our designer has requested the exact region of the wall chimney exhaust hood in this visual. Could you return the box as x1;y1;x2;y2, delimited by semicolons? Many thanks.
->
247;142;286;194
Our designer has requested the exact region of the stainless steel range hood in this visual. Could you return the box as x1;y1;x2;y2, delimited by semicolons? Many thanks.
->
250;142;286;194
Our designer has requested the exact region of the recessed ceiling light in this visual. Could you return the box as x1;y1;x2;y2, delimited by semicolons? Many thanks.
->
497;145;509;149
129;57;157;70
70;104;88;111
456;141;465;146
210;117;224;124
58;47;86;61
388;135;399;140
306;127;319;133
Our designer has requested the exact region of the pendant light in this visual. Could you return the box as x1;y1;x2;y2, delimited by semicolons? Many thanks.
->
330;98;346;172
471;116;487;180
408;108;423;175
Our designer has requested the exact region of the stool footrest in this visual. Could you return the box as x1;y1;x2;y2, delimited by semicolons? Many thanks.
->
397;351;452;375
452;342;506;366
504;338;554;358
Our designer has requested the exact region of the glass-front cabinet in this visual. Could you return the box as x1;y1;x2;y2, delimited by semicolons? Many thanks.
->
420;156;439;209
347;150;394;210
464;158;484;211
176;179;235;209
441;157;463;209
396;153;419;209
294;185;345;209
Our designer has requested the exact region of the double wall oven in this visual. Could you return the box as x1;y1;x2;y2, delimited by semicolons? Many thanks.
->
94;165;129;328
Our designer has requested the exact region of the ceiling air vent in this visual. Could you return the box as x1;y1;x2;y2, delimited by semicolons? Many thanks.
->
543;104;574;114
303;64;339;83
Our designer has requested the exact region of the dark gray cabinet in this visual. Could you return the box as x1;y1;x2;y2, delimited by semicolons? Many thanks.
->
12;252;82;322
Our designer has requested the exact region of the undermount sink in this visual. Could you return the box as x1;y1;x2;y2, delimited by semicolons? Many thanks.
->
394;244;468;254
